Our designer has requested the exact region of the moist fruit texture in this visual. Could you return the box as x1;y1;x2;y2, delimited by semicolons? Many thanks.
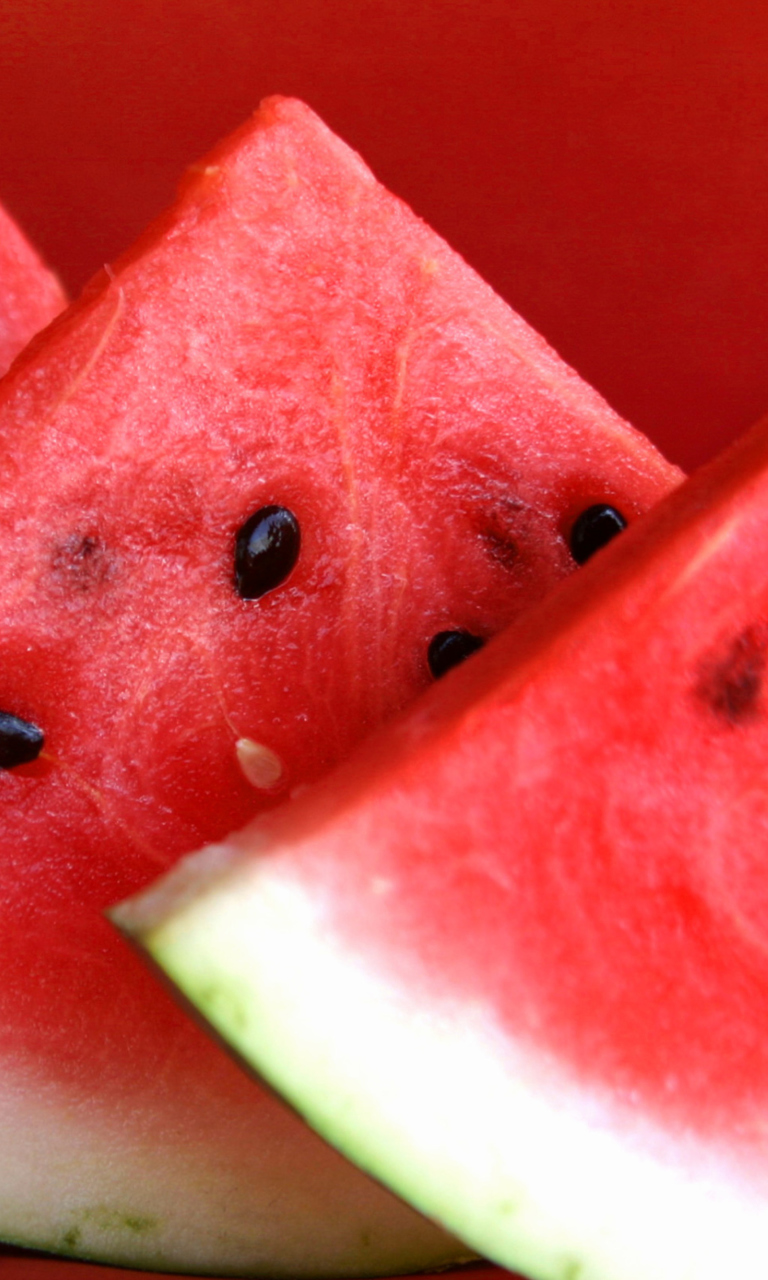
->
0;196;65;373
118;410;768;1280
0;96;679;1272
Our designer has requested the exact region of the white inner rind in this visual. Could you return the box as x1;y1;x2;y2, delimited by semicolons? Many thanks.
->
138;844;768;1280
0;1028;462;1274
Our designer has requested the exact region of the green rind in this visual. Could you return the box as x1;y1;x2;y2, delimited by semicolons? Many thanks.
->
0;1038;465;1277
112;415;768;1280
117;849;768;1280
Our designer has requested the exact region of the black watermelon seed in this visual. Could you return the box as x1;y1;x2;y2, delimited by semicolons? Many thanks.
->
569;504;627;565
428;630;486;679
234;505;301;600
0;712;44;769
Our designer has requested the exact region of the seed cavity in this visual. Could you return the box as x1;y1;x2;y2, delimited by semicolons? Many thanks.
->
234;505;300;599
0;712;44;769
695;622;768;726
479;525;519;572
51;533;112;592
236;738;284;789
428;630;485;679
569;504;627;564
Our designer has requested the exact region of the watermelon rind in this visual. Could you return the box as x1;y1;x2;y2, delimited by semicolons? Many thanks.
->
115;412;768;1280
116;852;768;1280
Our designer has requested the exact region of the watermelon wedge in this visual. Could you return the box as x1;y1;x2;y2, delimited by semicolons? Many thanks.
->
116;411;768;1280
0;196;65;373
0;97;679;1272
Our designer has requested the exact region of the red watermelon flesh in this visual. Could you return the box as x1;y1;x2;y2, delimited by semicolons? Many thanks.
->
118;410;768;1280
0;196;65;373
0;97;680;1272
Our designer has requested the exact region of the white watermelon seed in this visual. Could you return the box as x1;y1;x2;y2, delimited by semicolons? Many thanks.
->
235;738;284;789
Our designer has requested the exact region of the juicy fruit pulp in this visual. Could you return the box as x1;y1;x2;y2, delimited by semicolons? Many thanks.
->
0;97;679;1271
0;196;65;373
118;412;768;1280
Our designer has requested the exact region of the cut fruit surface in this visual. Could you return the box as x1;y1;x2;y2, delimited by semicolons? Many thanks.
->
117;412;768;1280
0;97;679;1271
0;196;65;374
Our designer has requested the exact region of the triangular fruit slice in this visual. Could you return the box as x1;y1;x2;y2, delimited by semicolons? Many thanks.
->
117;412;768;1280
0;97;679;1272
0;195;65;373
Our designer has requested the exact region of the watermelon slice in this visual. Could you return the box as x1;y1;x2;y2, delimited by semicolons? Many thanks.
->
116;411;768;1280
0;97;679;1271
0;196;65;373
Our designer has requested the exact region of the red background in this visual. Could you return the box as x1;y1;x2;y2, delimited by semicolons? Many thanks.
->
2;0;768;474
0;0;766;1275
